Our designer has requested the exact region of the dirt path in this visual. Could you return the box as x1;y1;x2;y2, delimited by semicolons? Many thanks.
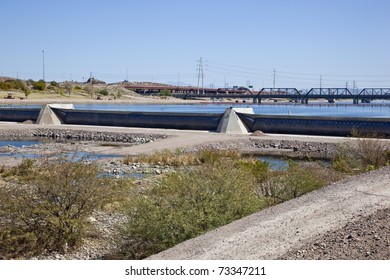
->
148;166;390;259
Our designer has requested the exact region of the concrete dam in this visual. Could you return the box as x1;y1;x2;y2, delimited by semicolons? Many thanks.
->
0;105;389;136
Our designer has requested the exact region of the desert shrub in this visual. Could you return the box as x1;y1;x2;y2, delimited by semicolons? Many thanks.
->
198;149;241;164
0;79;28;92
50;81;59;87
258;162;340;204
63;81;74;96
32;79;46;91
119;161;266;259
158;89;171;97
235;158;270;183
0;81;11;90
332;138;390;173
0;157;125;259
84;84;94;98
99;88;109;96
1;158;35;178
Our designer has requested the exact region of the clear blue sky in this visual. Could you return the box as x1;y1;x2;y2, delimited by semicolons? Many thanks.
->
1;0;390;89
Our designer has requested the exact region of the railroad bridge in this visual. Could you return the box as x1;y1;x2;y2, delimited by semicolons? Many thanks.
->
124;85;390;104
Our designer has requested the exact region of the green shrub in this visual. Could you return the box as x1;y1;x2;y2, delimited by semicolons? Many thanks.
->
158;89;171;97
235;158;270;183
0;157;124;259
32;80;46;91
1;158;35;178
259;162;340;204
332;138;390;173
99;88;109;96
0;81;11;90
119;161;266;259
50;81;59;87
0;79;28;92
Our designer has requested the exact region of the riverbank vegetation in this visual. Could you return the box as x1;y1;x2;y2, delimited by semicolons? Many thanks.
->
0;137;389;259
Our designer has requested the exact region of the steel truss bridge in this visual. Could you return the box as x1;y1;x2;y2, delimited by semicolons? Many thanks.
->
252;88;390;104
124;85;390;104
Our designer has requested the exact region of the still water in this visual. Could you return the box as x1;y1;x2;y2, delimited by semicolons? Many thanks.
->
74;103;390;118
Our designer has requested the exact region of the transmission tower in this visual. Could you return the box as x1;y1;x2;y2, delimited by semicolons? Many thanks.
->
197;57;205;94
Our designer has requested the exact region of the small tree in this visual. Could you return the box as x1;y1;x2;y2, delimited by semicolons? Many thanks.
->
84;84;94;98
63;81;74;97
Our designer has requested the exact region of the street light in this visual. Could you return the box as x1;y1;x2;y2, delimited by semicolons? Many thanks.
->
42;50;45;81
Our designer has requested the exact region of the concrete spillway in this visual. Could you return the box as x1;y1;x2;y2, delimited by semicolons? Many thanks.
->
1;105;389;136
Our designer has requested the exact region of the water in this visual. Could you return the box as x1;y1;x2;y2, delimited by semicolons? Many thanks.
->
0;142;122;160
0;140;42;148
73;103;390;118
259;156;330;171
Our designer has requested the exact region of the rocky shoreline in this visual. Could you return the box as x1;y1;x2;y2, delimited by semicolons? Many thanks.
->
0;127;168;143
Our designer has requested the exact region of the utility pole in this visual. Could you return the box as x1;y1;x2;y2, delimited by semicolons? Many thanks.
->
320;75;322;89
346;81;348;89
178;72;180;86
42;50;45;81
197;57;205;94
273;69;276;88
353;80;356;94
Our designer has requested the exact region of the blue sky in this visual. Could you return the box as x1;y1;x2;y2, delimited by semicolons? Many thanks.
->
1;0;390;89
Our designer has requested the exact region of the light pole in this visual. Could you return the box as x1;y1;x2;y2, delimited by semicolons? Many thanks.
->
42;50;45;81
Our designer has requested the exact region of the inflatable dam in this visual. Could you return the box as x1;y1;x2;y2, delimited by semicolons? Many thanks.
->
0;105;389;136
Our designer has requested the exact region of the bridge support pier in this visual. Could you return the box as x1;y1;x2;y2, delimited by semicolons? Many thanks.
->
252;97;261;104
301;98;308;104
353;99;359;104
